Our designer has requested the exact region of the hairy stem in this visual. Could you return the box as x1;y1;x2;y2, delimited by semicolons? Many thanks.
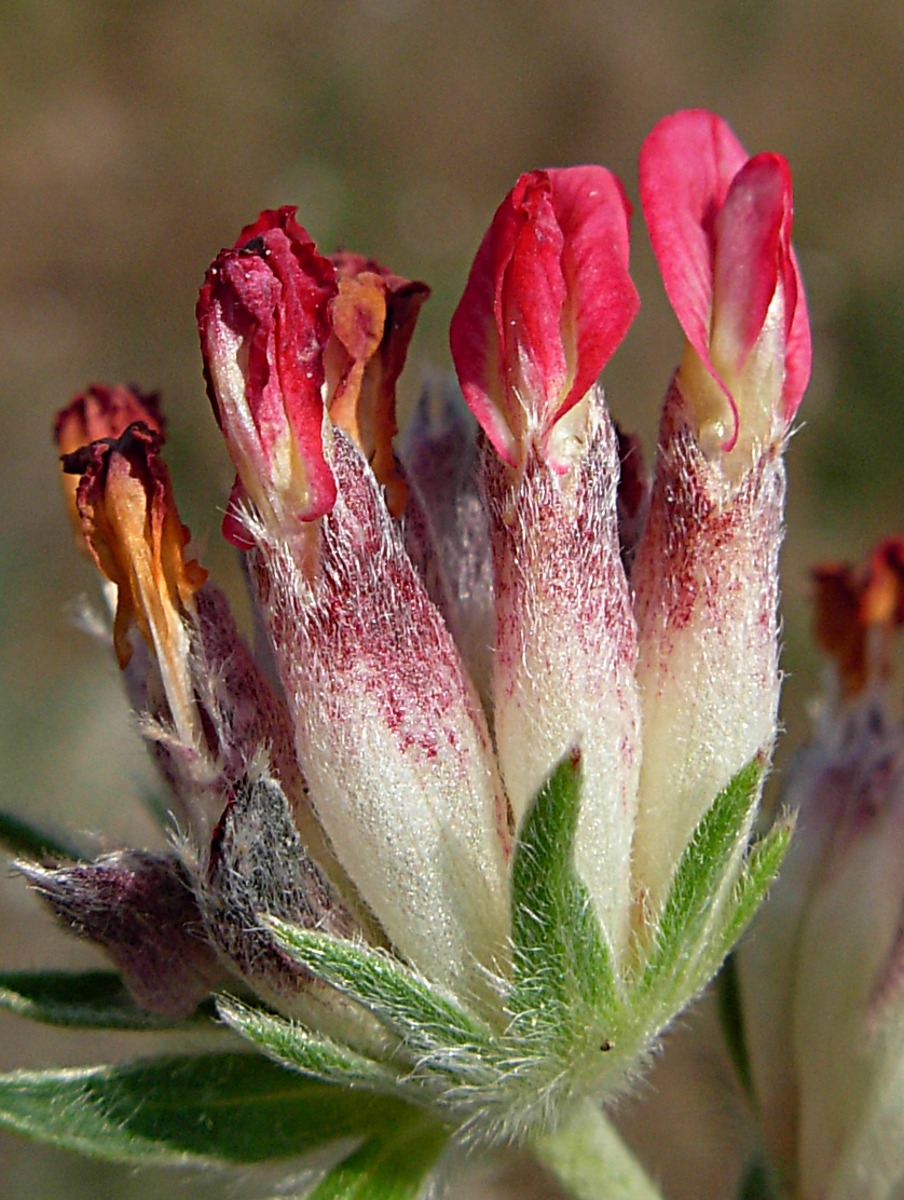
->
531;1101;664;1200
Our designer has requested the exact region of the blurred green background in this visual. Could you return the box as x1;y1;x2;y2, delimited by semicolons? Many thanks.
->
1;1;902;1197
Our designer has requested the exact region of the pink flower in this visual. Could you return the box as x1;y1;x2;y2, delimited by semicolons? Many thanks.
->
640;109;811;461
449;167;639;471
630;110;812;916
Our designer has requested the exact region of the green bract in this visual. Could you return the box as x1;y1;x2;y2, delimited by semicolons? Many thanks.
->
0;755;788;1197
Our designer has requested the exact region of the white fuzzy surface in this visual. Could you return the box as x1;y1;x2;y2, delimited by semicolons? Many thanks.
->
483;393;641;964
247;434;511;1008
631;386;785;918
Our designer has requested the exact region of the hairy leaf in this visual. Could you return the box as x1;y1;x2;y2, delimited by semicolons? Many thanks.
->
264;919;491;1057
0;969;219;1031
218;996;399;1092
0;1052;413;1165
509;749;617;1040
306;1117;448;1200
640;759;763;998
711;815;794;972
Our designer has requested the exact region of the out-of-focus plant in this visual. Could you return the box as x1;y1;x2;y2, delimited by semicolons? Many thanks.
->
0;110;814;1200
736;539;904;1200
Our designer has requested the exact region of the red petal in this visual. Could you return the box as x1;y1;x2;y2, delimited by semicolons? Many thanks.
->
451;166;637;467
781;245;812;421
198;212;338;528
450;182;526;465
499;173;569;429
547;166;639;427
712;154;790;366
640;109;748;371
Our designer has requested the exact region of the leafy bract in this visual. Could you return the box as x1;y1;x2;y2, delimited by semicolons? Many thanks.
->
0;1052;414;1165
306;1115;448;1200
217;996;400;1092
509;748;618;1042
0;969;219;1031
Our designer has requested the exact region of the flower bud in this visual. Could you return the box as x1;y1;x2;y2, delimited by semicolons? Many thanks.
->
450;166;639;473
246;431;511;1002
20;851;225;1019
738;539;904;1200
639;109;810;469
451;166;642;956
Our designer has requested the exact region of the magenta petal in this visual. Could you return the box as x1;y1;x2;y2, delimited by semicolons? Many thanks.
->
548;166;639;425
640;109;749;367
449;194;520;466
713;154;791;367
781;248;812;421
500;174;569;423
198;210;338;527
451;166;637;468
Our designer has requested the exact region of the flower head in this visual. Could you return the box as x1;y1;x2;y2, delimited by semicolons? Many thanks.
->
6;114;805;1185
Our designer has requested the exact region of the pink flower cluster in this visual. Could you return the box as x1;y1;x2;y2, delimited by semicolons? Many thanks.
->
40;109;810;1020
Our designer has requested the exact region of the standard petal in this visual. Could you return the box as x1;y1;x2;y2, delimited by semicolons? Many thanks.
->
198;208;338;540
711;154;791;373
640;109;748;370
547;166;639;428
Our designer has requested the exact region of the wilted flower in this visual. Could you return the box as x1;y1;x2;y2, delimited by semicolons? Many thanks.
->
1;112;808;1197
54;383;164;540
738;539;904;1200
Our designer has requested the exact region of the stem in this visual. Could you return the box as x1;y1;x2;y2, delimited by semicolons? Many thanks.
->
531;1100;665;1200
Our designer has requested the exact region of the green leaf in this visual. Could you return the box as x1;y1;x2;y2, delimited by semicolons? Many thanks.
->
0;1052;415;1165
306;1116;448;1200
0;969;220;1031
264;919;491;1058
640;759;763;999
0;808;85;862
712;815;794;970
218;996;400;1092
509;749;617;1038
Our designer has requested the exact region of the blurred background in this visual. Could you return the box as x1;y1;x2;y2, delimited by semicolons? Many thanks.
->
1;1;902;1196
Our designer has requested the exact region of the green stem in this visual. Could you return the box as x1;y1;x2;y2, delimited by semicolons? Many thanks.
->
531;1100;664;1200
